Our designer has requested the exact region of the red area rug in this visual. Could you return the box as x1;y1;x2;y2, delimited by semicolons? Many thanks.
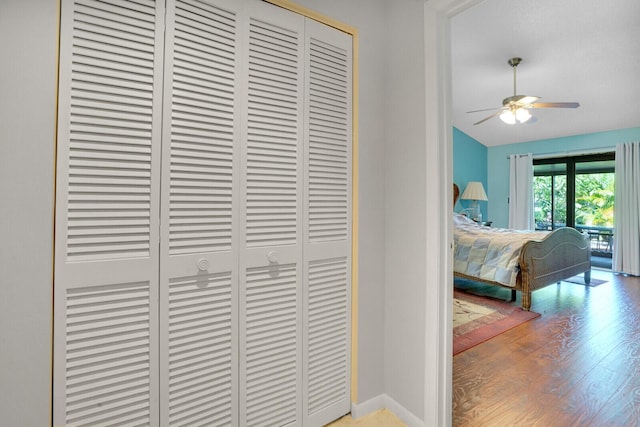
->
453;290;541;356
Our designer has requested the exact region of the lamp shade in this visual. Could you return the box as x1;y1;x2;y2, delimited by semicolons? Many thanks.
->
460;181;488;201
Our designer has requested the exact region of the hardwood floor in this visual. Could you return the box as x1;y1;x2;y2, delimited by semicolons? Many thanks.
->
453;269;640;426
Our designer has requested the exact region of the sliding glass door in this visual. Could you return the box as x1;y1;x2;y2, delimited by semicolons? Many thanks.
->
534;153;615;262
533;163;567;229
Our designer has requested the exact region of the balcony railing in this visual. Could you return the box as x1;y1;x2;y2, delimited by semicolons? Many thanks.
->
536;223;613;256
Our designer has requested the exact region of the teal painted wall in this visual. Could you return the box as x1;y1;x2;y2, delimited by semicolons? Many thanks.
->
487;127;640;227
453;127;488;217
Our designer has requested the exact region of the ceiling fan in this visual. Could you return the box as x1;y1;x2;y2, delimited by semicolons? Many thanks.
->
469;57;580;125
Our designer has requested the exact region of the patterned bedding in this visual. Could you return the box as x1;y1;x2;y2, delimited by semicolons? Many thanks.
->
453;214;549;287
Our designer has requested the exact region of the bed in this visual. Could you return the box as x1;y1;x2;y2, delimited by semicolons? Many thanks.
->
453;184;591;311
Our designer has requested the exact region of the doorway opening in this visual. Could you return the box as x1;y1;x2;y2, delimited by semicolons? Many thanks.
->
533;152;615;269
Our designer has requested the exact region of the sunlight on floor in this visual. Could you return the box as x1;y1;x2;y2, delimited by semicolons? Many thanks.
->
326;409;407;427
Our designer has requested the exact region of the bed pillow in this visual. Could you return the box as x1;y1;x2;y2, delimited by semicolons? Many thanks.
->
453;213;477;226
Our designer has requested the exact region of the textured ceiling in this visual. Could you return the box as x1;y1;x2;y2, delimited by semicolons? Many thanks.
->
451;0;640;147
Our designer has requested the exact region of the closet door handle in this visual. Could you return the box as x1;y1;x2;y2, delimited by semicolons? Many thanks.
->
267;251;278;263
197;258;209;271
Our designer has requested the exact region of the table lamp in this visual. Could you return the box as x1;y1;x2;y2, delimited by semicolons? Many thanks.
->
460;181;488;221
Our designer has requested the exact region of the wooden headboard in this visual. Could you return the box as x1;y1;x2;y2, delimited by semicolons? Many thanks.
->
453;183;460;208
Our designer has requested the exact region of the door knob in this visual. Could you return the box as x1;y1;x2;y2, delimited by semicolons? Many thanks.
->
197;258;209;271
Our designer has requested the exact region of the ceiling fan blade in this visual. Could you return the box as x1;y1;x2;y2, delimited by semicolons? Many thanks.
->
467;106;501;114
473;110;502;125
531;101;580;109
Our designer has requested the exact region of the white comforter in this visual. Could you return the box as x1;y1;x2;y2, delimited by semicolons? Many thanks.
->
453;214;548;287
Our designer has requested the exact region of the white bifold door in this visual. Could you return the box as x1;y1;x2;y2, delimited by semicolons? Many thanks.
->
53;0;352;426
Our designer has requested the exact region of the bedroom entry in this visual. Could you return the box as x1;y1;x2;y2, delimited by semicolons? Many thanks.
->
52;0;353;426
533;152;615;269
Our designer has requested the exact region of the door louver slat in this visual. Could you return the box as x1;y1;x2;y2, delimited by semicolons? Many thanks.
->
307;258;348;415
246;17;300;248
245;263;298;426
65;0;158;262
167;272;234;427
65;281;152;427
169;0;236;256
308;37;349;243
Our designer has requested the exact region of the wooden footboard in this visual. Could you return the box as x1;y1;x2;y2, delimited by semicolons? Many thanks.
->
517;227;591;310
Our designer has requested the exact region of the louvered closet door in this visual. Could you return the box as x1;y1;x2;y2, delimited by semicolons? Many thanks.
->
159;0;241;426
53;1;165;426
238;2;305;426
302;19;353;427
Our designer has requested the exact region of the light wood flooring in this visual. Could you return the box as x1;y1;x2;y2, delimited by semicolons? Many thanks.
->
326;409;407;426
453;269;640;426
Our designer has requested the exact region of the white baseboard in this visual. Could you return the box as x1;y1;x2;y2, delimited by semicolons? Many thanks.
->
351;394;424;427
350;394;385;419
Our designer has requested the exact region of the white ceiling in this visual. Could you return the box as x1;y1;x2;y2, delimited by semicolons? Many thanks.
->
451;0;640;147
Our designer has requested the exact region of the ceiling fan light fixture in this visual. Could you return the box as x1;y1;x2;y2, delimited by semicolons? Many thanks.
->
515;107;532;123
500;107;531;125
500;109;516;124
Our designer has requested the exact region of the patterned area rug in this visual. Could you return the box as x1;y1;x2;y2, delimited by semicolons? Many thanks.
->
453;290;540;355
